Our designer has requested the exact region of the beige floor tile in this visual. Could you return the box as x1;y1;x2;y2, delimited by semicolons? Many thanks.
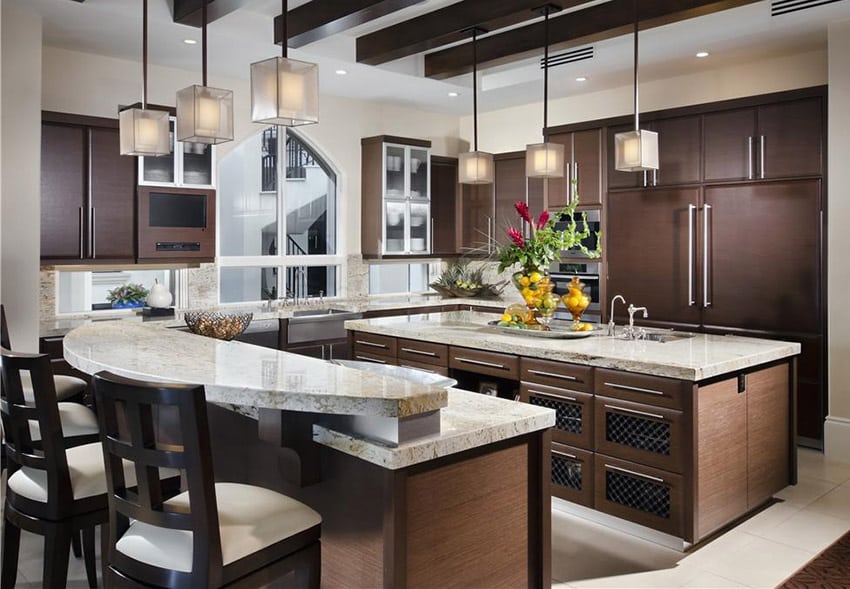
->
804;481;850;520
734;501;802;535
678;569;748;588
774;476;837;506
796;448;850;485
569;565;702;589
747;508;850;554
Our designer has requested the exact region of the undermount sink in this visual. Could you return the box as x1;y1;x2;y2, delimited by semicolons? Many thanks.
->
287;309;362;344
642;331;697;343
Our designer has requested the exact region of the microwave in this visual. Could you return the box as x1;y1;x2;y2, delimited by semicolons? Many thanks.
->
137;186;216;262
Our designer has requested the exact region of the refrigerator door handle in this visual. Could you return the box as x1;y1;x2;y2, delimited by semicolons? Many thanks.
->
688;204;696;306
703;204;712;308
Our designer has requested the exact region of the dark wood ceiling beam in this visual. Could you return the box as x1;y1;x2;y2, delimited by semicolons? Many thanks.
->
356;0;588;66
424;0;763;79
172;0;250;27
275;0;426;49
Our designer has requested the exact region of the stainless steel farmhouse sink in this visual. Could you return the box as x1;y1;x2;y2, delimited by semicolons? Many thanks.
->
642;331;697;343
287;309;362;343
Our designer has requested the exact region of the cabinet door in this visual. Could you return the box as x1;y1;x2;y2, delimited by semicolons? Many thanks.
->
606;124;643;190
494;155;527;247
746;363;791;509
41;123;86;259
180;142;214;187
459;184;493;253
572;128;602;206
654;116;701;187
702;180;821;332
757;97;822;179
430;157;458;255
384;144;407;197
606;188;702;327
89;127;136;261
544;132;571;210
140;118;176;184
408;146;430;200
703;108;756;182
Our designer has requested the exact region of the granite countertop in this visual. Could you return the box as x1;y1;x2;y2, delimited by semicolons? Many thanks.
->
344;311;802;381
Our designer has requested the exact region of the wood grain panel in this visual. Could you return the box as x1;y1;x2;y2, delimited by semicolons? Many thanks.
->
405;443;529;589
757;97;823;179
747;363;791;508
430;155;459;255
352;332;397;358
449;346;519;379
521;357;593;392
40;123;86;259
89;127;136;261
361;138;384;257
703;108;756;182
397;338;448;367
697;376;747;539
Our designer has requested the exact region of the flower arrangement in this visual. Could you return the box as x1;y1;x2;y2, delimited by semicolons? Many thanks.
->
106;283;149;307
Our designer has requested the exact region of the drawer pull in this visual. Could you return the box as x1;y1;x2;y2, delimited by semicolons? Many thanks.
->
455;356;506;370
605;464;664;484
529;390;577;403
604;404;665;421
603;382;665;396
400;364;436;374
356;340;388;349
552;449;577;460
355;355;386;364
528;369;577;382
400;347;437;357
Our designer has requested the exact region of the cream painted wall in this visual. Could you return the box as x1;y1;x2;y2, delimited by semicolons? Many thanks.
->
826;20;850;459
41;47;461;256
462;50;827;153
1;3;42;350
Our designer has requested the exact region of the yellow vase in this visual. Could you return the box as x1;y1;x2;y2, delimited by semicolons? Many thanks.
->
561;276;590;324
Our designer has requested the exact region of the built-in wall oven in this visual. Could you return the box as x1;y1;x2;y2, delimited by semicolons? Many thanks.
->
554;209;600;258
550;261;601;315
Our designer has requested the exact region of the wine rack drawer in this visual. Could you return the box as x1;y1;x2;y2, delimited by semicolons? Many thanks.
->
521;382;593;450
551;443;593;507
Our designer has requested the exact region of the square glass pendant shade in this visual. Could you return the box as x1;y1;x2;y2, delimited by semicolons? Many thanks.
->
525;142;565;178
176;85;234;144
459;150;494;184
119;108;170;156
250;56;319;126
614;129;659;171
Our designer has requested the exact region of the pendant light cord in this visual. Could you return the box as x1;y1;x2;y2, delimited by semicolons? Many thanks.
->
633;0;639;131
202;0;208;86
543;6;550;134
472;28;478;152
282;0;288;58
142;0;148;108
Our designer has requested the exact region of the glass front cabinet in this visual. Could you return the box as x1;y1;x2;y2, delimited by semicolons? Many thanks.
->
138;117;216;188
361;136;431;256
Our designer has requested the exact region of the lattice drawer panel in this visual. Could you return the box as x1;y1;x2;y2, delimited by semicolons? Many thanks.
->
605;412;671;455
531;395;582;434
605;469;671;519
551;453;583;491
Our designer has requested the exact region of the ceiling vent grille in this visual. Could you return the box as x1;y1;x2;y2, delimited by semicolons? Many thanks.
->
771;0;845;16
540;46;594;69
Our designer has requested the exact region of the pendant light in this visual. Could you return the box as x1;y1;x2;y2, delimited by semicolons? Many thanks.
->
526;4;564;179
176;0;234;144
119;0;170;156
250;0;319;126
459;27;494;185
614;0;658;171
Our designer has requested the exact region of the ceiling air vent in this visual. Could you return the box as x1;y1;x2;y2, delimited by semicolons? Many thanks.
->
540;46;594;69
771;0;845;17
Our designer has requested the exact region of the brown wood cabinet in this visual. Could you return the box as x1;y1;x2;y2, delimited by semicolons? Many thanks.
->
458;183;493;253
41;113;135;263
494;152;544;247
430;155;459;255
546;128;603;209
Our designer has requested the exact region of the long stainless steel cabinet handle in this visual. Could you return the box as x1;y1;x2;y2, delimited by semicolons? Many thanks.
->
79;207;84;259
400;347;437;357
688;204;696;306
747;136;753;179
455;356;506;370
91;207;96;258
606;464;665;484
703;204;712;308
760;135;765;179
552;449;578;460
572;162;579;202
604;404;665;421
528;369;577;382
603;382;665;396
355;355;386;364
486;215;492;254
355;340;387;349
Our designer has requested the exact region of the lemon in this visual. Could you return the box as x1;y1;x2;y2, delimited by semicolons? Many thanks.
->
501;313;512;322
529;271;542;283
519;276;530;287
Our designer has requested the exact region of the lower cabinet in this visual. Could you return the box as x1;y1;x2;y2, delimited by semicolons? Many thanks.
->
551;443;594;507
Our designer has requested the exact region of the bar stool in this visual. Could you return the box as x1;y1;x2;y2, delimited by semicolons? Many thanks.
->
93;371;322;588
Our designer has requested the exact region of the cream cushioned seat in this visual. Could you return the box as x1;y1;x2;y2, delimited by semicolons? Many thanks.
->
7;442;179;503
22;372;87;402
114;482;322;573
28;401;99;441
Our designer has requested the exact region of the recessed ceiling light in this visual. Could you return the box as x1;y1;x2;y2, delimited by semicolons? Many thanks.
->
183;39;197;45
335;69;348;75
576;76;587;82
696;51;710;58
448;92;459;97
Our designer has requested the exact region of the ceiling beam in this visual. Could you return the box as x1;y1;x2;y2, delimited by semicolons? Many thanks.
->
172;0;250;27
356;0;587;66
424;0;763;80
275;0;426;49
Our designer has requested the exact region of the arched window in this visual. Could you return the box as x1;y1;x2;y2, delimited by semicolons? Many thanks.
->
218;128;340;303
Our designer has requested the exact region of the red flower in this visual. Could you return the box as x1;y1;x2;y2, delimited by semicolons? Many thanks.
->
514;201;532;223
536;210;549;230
507;227;525;248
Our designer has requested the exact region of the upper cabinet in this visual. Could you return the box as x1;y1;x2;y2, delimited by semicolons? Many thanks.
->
546;128;602;208
361;136;431;257
41;113;136;264
139;117;215;188
430;156;459;256
704;97;823;182
494;153;543;247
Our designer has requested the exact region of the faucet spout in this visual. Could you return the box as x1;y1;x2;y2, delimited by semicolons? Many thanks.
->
608;295;626;336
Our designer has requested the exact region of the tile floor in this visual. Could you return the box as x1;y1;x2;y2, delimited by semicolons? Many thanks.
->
2;449;849;588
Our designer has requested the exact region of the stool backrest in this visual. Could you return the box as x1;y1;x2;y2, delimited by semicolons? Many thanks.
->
0;347;76;519
93;371;223;587
1;304;11;349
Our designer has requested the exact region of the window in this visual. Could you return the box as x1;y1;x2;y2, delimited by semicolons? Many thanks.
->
57;269;177;314
369;263;434;295
218;129;340;304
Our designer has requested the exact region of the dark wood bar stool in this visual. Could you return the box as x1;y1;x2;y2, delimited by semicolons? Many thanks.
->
93;371;322;588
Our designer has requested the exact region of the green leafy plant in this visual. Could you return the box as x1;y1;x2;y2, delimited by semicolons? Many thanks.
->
430;260;506;298
497;193;601;274
106;283;149;305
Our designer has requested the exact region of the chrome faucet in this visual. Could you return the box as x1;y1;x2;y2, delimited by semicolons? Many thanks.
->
623;304;649;340
608;295;626;336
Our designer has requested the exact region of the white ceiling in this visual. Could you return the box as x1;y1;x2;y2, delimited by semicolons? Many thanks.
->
10;0;850;115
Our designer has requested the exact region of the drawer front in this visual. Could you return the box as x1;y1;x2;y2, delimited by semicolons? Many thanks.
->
521;383;593;449
351;349;395;365
551;443;594;507
397;358;450;377
352;332;397;358
397;338;448;367
521;358;593;393
449;346;519;379
594;396;686;474
595;455;685;538
595;368;689;410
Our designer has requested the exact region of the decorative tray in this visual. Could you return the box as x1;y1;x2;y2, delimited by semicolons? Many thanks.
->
487;320;599;339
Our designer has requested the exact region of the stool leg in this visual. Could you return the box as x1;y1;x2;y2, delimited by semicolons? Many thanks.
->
43;525;72;589
83;526;98;588
1;516;21;587
72;528;83;558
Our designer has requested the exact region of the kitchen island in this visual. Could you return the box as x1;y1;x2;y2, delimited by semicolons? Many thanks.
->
346;311;801;546
64;321;555;589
